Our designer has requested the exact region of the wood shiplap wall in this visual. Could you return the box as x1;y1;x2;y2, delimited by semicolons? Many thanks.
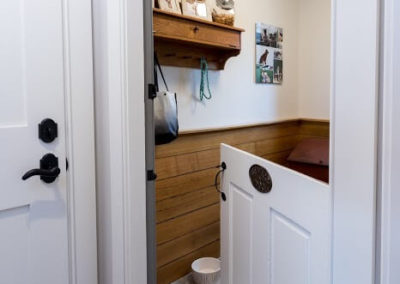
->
298;119;330;139
155;119;329;284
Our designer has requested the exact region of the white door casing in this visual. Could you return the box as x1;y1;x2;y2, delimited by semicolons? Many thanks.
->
93;0;148;283
331;0;379;283
63;0;98;283
0;0;97;283
378;0;400;283
221;144;331;284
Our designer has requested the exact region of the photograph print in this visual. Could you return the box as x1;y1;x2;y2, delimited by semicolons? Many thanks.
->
182;0;212;20
273;50;283;83
158;0;181;14
256;45;274;84
256;22;283;84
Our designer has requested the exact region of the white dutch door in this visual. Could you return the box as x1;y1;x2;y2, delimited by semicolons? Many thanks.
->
221;144;331;284
0;1;70;283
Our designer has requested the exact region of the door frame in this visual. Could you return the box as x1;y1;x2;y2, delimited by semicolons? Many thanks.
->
92;0;148;283
330;0;380;283
98;0;384;283
376;0;400;283
62;0;98;282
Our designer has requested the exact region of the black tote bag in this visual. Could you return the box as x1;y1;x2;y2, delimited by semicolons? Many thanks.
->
154;54;179;145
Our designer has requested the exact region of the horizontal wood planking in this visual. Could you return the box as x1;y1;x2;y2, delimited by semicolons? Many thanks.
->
156;149;219;180
297;120;330;154
157;203;220;245
299;120;330;137
155;119;329;283
157;222;220;268
156;135;299;181
155;121;300;158
157;186;219;223
157;240;220;284
156;168;217;201
255;135;298;156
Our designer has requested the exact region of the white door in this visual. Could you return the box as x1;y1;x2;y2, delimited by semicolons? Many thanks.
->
221;144;331;284
0;1;70;283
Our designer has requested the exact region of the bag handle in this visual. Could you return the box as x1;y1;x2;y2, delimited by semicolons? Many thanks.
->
154;53;169;92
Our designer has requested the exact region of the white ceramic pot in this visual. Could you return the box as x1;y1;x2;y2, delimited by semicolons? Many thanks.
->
191;257;221;284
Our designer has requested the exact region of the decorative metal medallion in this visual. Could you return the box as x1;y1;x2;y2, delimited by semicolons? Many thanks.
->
249;164;272;193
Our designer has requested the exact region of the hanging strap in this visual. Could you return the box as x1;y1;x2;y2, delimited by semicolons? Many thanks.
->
154;53;169;92
200;57;212;101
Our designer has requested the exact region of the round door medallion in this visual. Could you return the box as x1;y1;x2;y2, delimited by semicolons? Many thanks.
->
249;164;272;193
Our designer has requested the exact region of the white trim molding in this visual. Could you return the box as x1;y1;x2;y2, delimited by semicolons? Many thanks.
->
378;0;400;283
331;0;380;283
62;0;98;283
93;0;147;283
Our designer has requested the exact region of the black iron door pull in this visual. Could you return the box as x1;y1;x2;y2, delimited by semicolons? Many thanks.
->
22;153;60;183
214;162;227;202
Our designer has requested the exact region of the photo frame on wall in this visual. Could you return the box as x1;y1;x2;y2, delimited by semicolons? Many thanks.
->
182;0;212;21
157;0;182;14
255;22;283;84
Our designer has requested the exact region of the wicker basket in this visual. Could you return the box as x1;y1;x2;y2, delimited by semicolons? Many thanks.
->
212;11;235;26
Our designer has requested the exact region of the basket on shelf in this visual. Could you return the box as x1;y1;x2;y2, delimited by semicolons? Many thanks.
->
211;10;234;26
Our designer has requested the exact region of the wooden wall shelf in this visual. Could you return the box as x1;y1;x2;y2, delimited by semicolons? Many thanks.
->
153;8;244;70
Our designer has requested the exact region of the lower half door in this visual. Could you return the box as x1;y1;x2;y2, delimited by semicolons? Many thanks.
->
221;144;331;284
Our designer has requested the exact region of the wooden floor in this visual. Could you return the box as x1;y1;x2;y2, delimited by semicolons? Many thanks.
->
155;119;329;284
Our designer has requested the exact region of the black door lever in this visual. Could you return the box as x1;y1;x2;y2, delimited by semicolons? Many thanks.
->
22;153;61;183
22;167;60;181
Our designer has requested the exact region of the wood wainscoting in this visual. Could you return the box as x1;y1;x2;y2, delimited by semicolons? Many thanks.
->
155;119;329;283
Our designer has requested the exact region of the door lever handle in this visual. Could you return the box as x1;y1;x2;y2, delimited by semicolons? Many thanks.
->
22;153;60;183
22;167;60;181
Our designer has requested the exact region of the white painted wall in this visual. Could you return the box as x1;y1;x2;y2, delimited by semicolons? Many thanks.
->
298;0;331;119
164;0;300;131
162;0;331;132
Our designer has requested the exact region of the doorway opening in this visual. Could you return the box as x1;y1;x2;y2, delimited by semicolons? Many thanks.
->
149;0;331;283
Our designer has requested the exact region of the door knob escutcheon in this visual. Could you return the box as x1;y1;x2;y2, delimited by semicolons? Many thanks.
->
38;118;58;143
